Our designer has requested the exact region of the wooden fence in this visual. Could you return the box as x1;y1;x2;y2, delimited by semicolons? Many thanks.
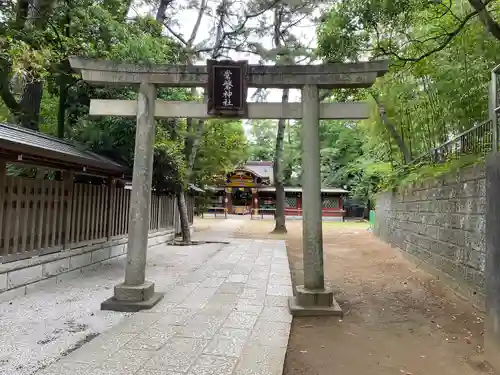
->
0;176;193;264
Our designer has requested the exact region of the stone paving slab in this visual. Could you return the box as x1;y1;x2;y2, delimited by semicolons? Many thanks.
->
37;239;293;375
0;240;228;375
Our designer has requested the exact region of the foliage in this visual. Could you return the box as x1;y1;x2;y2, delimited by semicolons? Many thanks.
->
4;0;499;209
153;136;187;192
317;0;500;63
247;120;277;161
1;0;249;191
314;0;500;200
397;153;485;188
193;119;248;186
246;116;387;199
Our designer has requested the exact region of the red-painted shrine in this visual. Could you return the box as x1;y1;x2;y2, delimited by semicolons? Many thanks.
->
212;161;347;218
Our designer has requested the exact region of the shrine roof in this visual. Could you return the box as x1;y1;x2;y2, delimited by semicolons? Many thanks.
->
239;161;273;182
0;122;128;177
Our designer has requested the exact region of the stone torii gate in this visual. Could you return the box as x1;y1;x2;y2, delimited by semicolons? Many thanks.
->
69;57;388;315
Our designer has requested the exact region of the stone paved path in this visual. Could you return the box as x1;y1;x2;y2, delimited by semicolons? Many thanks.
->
35;237;293;375
192;216;245;241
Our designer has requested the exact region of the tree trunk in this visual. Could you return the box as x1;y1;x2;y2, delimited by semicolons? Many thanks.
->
273;89;289;234
19;80;43;131
155;0;174;23
57;82;67;138
364;199;371;220
177;191;191;243
274;180;287;233
57;8;71;140
160;0;215;244
54;78;67;181
468;0;500;41
371;93;411;163
179;101;205;244
15;0;55;131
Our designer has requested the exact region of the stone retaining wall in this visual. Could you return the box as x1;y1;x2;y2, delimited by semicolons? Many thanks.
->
374;165;486;301
0;230;176;302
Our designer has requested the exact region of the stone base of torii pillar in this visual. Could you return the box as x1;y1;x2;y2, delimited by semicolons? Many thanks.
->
102;282;164;312
288;286;343;317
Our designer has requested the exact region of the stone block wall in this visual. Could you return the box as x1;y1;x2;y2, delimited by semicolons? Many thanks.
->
0;230;176;302
374;165;486;299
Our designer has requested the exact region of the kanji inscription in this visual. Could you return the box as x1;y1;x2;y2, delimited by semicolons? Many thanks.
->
207;59;248;117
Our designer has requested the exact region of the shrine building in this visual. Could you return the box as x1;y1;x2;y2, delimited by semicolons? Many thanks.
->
211;161;348;218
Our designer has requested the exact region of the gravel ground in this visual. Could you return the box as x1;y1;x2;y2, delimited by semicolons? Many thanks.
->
0;230;229;375
0;258;129;375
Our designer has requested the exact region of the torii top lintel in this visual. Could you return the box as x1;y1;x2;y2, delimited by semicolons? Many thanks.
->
69;57;389;89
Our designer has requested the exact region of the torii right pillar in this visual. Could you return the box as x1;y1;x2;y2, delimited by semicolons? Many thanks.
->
288;84;343;316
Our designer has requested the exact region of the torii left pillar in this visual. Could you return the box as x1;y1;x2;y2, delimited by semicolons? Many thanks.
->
101;82;164;312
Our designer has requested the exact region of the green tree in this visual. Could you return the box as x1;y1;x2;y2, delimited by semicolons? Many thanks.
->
247;120;277;161
193;119;249;186
317;0;500;63
315;0;500;201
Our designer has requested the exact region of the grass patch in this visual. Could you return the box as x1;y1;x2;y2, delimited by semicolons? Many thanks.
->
392;153;485;190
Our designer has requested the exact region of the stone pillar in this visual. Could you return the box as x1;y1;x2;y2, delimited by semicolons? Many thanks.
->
252;188;258;214
101;82;164;312
301;84;324;289
225;189;232;215
288;84;342;317
486;152;500;371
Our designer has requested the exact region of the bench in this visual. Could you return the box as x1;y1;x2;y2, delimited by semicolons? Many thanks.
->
251;208;276;219
205;206;227;219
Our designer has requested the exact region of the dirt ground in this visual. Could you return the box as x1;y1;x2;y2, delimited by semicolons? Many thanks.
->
229;219;493;375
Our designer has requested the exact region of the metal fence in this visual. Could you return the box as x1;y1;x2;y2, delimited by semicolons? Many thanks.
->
0;175;194;264
409;65;500;166
410;119;494;165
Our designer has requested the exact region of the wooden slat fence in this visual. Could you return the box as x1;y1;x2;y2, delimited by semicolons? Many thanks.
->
0;176;194;264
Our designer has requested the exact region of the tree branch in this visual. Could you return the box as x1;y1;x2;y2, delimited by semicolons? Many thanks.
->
376;7;480;63
218;0;283;42
468;0;500;40
155;0;174;24
370;92;411;163
187;0;208;47
0;69;21;115
163;22;188;46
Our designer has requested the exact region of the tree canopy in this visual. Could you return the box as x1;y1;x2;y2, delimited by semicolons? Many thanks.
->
0;0;248;195
314;0;500;199
2;0;499;208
